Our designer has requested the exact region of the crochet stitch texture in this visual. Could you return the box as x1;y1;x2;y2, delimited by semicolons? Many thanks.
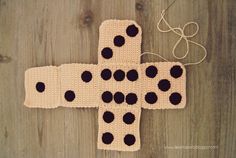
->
24;20;186;151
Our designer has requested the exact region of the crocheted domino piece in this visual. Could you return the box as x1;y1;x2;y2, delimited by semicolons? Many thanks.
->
24;66;60;108
98;20;141;64
98;106;141;151
60;64;98;108
24;20;186;151
141;62;186;109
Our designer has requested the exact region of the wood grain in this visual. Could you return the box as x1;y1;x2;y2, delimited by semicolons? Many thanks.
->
0;0;235;157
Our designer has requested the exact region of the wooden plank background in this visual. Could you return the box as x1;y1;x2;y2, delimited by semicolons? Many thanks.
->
0;0;235;157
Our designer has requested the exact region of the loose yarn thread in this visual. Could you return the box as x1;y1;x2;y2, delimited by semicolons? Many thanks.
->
141;9;207;66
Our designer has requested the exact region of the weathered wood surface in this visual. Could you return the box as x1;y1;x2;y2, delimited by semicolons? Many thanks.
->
0;0;235;157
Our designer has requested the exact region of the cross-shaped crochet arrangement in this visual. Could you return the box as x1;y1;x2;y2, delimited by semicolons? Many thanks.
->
24;20;186;151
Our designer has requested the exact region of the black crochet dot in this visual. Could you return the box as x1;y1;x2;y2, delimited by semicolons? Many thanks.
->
102;91;113;103
158;79;171;92
81;71;92;82
170;65;183;78
124;134;136;146
102;132;114;144
36;82;45;93
114;92;125;104
64;90;75;102
126;24;139;37
114;35;125;47
127;69;138;81
126;93;137;105
101;47;113;59
103;111;114;123
146;65;158;78
123;112;135;124
145;92;158;104
101;69;112;80
169;92;182;105
113;69;125;81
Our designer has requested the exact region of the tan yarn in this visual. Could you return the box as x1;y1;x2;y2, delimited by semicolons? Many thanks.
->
24;20;187;151
140;10;207;66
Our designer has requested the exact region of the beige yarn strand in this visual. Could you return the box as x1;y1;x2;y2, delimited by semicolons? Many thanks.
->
141;10;207;66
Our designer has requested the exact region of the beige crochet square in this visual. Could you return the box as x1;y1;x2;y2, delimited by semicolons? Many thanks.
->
60;63;98;108
24;66;60;108
98;20;142;64
99;63;141;108
97;106;141;151
141;62;186;109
